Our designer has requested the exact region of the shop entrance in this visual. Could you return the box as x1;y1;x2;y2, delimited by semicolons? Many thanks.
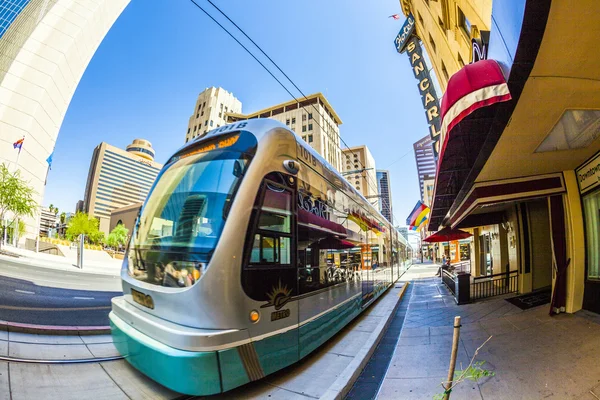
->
526;199;553;291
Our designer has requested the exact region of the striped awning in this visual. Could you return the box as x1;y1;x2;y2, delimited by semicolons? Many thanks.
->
438;59;512;160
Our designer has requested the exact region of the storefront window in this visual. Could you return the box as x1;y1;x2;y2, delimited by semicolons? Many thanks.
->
583;190;600;279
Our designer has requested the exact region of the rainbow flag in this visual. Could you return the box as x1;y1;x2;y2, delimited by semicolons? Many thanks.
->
13;137;24;151
406;200;430;230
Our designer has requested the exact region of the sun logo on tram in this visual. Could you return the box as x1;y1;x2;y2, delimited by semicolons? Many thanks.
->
261;280;293;310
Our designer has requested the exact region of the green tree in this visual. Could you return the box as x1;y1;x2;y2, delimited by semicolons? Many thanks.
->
65;212;104;244
106;224;128;249
0;163;37;248
48;203;57;215
59;212;66;224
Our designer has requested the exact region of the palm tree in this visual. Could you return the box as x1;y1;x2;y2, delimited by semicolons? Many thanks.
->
60;212;66;224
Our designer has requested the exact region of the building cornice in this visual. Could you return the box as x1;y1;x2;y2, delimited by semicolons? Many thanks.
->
226;93;342;125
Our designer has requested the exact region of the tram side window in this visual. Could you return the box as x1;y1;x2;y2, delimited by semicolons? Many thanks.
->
251;234;291;264
242;174;296;302
249;185;292;266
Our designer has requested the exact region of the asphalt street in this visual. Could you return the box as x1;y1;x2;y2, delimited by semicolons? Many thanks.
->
0;258;123;327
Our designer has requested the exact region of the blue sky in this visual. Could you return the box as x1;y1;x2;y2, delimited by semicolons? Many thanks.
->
45;0;430;234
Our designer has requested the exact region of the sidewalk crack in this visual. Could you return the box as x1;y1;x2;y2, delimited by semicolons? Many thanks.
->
99;362;132;400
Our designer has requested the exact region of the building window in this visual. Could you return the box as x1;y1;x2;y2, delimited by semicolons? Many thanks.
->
193;126;197;132
308;123;313;131
308;113;313;120
187;128;190;134
225;106;228;112
198;105;201;111
203;102;206;108
308;135;313;143
219;112;222;118
292;117;296;124
196;113;199;118
210;120;214;127
458;53;465;67
429;34;436;53
441;62;449;81
584;190;600;279
220;103;223;109
302;114;307;121
205;121;208;126
438;17;444;29
201;111;204;116
302;125;307;132
354;164;359;168
286;119;290;125
458;7;471;38
418;12;424;27
302;136;307;141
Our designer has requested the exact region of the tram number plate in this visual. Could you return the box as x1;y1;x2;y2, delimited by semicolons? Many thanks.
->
131;288;154;309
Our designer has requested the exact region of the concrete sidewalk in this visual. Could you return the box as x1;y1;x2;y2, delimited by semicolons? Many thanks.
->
0;280;408;399
378;263;600;400
1;245;121;276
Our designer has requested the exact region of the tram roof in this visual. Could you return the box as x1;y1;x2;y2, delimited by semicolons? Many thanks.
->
175;119;395;233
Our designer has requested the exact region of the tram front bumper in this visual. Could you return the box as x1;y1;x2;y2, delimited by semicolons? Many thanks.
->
110;311;222;396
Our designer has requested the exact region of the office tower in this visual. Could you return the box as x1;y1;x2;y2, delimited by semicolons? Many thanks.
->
83;139;162;233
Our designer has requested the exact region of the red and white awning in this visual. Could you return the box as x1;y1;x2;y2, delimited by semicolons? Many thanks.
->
439;60;511;158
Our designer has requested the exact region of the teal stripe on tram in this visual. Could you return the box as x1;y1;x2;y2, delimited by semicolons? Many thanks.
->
253;328;299;375
110;318;221;396
218;348;250;392
298;296;362;359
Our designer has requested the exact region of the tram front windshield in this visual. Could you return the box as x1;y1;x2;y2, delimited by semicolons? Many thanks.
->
128;149;250;287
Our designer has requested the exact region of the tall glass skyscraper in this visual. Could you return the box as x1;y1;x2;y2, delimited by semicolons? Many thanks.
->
413;135;437;201
0;0;32;38
376;170;393;223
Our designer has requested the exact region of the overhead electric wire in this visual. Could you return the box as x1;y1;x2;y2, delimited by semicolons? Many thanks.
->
187;0;298;106
189;0;409;229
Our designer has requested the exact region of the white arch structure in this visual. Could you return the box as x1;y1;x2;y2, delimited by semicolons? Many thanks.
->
0;0;130;240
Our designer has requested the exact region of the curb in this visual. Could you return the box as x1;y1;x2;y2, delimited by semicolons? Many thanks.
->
1;320;110;335
321;281;410;400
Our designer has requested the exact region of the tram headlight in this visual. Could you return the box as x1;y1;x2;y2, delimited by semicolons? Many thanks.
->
250;310;260;323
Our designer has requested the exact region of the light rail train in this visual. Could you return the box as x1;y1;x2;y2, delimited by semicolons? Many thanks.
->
110;119;412;395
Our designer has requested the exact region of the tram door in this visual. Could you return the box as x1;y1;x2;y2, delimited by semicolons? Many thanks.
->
243;173;300;373
361;238;374;305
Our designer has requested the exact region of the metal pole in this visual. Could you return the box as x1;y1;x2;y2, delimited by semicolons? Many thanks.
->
77;234;84;269
12;218;17;247
443;316;462;400
35;207;41;253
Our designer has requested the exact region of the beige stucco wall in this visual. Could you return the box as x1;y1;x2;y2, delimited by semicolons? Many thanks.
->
0;0;131;242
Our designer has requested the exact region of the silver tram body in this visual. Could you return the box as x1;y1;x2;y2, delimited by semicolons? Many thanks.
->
110;119;412;395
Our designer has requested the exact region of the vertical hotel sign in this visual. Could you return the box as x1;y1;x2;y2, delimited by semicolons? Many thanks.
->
394;14;441;160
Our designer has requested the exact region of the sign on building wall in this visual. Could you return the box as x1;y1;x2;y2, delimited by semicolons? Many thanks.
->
576;151;600;194
471;31;490;63
394;13;415;53
405;37;442;160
